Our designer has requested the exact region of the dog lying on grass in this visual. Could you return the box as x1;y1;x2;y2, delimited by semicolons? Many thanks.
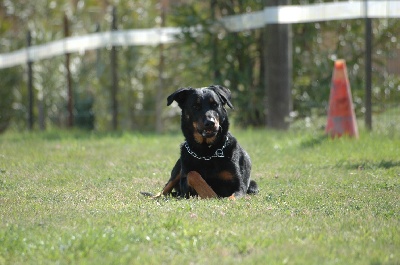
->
143;85;258;199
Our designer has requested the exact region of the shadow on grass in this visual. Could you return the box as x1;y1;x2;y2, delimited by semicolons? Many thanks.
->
335;159;400;170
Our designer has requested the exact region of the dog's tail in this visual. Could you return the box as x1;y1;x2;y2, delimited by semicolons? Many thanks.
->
247;180;259;195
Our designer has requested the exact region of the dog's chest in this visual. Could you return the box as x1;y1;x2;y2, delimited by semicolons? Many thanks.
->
185;156;234;179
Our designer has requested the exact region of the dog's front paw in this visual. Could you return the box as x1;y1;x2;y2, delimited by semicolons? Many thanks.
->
140;191;163;199
228;194;236;201
151;192;163;199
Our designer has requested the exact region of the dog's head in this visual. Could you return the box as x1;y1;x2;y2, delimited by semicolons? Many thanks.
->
167;85;233;145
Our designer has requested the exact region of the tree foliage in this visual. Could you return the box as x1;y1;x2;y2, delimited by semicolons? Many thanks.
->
0;0;399;132
292;17;400;118
171;0;266;127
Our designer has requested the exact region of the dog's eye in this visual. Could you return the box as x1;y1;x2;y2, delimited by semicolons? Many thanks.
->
211;102;219;108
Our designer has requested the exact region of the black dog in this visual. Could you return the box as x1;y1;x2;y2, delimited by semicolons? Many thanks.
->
153;85;258;199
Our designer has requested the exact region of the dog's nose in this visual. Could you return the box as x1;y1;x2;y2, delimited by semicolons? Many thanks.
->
204;118;215;128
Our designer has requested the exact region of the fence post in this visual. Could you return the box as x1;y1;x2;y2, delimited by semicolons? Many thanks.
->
110;6;119;130
264;0;293;130
64;14;74;128
364;1;372;131
27;31;34;130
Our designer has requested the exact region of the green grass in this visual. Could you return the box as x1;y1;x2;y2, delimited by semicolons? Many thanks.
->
0;127;399;264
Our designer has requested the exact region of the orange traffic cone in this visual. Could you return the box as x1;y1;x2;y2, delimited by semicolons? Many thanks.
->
325;59;359;138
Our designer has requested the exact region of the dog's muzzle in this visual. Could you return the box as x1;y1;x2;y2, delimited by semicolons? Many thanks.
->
199;116;220;138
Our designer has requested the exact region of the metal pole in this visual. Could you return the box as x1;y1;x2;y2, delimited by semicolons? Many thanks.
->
211;0;221;83
365;0;372;130
111;6;119;130
27;31;34;130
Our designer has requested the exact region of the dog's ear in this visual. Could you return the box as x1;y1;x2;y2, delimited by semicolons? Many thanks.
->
209;85;234;109
167;87;193;108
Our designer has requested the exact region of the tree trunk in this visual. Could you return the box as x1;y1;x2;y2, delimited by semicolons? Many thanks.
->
64;14;74;128
155;0;168;133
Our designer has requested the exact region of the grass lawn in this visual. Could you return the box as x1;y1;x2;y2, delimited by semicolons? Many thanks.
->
0;125;399;264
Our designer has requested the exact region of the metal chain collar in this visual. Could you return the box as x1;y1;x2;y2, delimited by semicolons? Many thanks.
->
184;136;229;161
